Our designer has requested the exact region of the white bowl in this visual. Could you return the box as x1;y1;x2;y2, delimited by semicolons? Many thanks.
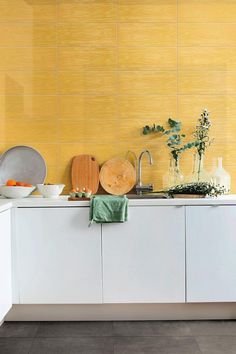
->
37;184;65;198
0;185;35;199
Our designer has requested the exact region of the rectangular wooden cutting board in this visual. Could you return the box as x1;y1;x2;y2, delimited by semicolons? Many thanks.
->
71;155;99;194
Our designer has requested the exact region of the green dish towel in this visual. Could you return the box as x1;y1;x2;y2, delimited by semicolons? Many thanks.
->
89;195;128;225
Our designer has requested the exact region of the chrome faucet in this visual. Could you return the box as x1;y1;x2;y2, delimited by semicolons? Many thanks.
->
136;149;154;195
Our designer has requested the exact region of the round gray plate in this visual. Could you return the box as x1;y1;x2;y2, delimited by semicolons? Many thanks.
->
0;145;47;185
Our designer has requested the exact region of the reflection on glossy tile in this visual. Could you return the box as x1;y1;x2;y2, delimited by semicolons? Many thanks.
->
58;47;117;71
0;72;57;95
179;23;236;46
118;0;177;22
58;2;116;22
0;48;57;70
119;23;177;46
119;47;177;70
179;47;236;71
59;96;117;120
0;0;57;22
58;23;116;46
178;71;236;95
58;72;116;95
179;0;236;23
0;96;58;119
0;24;56;47
118;72;177;94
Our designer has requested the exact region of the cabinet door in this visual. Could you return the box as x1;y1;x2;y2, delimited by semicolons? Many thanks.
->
102;206;185;303
16;208;102;304
0;209;12;322
186;206;236;302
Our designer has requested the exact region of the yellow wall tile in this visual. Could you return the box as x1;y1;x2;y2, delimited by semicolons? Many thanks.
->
0;95;58;120
178;95;236;142
179;47;236;71
0;72;57;95
58;23;116;46
58;72;117;95
179;23;236;46
118;23;177;46
4;119;57;144
59;143;119;166
179;71;236;95
0;0;57;22
59;95;117;120
58;1;117;22
119;95;177;120
118;0;177;22
118;72;177;95
119;47;177;70
1;0;236;193
58;47;117;71
0;48;57;70
0;24;56;46
59;119;117;143
179;0;236;23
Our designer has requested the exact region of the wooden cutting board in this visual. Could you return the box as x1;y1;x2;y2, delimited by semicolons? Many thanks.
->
99;157;136;195
71;155;99;194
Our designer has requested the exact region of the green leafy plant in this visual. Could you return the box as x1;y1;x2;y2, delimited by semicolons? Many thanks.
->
167;182;225;197
147;182;226;198
193;109;213;180
143;118;197;166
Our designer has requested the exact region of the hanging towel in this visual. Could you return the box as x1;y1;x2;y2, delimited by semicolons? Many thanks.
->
89;195;128;225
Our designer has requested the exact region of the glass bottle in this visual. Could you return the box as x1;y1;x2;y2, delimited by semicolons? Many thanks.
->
212;157;231;193
189;153;211;183
163;156;184;189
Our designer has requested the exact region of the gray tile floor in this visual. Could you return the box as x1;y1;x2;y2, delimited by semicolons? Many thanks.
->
0;320;236;354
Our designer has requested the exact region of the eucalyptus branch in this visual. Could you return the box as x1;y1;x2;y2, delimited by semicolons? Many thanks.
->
143;118;197;165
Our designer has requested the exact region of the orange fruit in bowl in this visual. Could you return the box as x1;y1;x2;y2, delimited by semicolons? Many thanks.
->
6;179;16;186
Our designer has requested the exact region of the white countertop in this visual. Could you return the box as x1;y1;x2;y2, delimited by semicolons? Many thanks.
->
1;195;236;208
0;200;12;213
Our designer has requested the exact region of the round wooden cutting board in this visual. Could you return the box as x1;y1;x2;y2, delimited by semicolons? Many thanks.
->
99;157;136;195
71;155;99;194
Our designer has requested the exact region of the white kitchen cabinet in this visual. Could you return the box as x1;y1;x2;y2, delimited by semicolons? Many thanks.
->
16;207;102;304
186;206;236;302
102;206;185;303
0;209;12;322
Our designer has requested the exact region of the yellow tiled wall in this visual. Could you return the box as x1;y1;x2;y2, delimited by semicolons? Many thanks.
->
0;0;236;193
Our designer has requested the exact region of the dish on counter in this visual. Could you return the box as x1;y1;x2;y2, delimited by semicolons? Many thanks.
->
37;184;65;198
0;145;47;185
0;185;35;199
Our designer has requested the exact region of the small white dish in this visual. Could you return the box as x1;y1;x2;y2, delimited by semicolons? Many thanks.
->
37;184;65;198
0;185;35;199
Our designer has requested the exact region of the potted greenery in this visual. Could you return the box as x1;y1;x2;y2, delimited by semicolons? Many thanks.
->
143;118;197;187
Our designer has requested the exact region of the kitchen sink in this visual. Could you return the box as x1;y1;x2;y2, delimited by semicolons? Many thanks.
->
126;193;168;199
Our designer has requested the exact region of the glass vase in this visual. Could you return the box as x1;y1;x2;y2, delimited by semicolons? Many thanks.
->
163;157;184;189
189;153;211;183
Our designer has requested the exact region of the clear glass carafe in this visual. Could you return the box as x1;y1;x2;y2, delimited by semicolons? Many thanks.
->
189;153;211;183
163;156;184;189
212;157;231;193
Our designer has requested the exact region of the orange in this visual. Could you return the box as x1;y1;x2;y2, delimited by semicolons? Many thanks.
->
6;179;16;186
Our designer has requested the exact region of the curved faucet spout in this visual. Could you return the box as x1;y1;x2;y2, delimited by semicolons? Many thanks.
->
136;150;154;194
